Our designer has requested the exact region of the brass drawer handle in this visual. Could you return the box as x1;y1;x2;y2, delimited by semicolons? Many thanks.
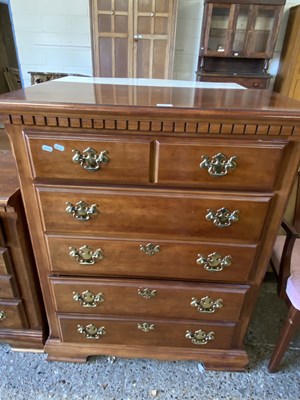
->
73;290;104;307
77;324;106;339
137;322;155;332
138;288;157;299
72;147;109;172
0;311;7;321
69;245;104;265
140;243;160;256
206;207;239;228
196;252;232;272
200;153;237;177
185;329;215;345
66;201;98;221
191;296;223;313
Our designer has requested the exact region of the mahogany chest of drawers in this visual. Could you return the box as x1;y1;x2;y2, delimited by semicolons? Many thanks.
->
0;78;299;370
0;132;45;349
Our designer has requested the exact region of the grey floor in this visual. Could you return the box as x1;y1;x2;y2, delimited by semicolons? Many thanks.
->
0;279;300;400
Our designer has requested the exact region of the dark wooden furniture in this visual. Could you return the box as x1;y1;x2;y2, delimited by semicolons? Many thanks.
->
0;3;19;94
270;172;300;298
196;0;285;88
0;131;45;350
268;219;300;372
273;5;300;101
0;78;300;371
90;0;178;78
268;172;300;372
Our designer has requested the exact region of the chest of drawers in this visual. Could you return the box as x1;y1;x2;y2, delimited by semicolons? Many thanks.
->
0;132;45;350
0;78;299;370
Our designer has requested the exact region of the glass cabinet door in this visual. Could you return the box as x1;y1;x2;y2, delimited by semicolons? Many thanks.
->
232;4;251;57
205;4;232;55
247;5;282;57
252;6;276;55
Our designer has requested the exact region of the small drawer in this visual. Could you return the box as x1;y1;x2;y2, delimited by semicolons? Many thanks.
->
50;277;249;322
157;139;287;190
0;248;12;275
47;236;257;283
0;300;28;329
38;186;272;242
244;79;269;89
58;314;236;350
0;275;16;299
25;134;151;184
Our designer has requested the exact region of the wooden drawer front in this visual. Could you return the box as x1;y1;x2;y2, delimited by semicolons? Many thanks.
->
47;236;257;283
38;187;271;242
26;135;151;184
0;248;12;275
51;277;248;322
0;275;15;299
157;139;286;190
58;314;235;350
198;75;270;89
0;300;27;329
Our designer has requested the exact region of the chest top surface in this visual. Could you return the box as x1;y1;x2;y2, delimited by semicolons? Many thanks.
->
0;77;299;115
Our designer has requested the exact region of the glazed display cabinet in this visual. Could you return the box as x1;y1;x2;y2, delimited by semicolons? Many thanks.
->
197;0;285;88
0;77;299;370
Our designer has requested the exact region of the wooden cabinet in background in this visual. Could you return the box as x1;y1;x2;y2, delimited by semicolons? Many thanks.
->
197;0;285;88
90;0;178;78
273;5;300;101
0;132;46;350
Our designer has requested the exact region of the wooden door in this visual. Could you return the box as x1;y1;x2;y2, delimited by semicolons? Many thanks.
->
91;0;133;77
133;0;177;78
90;0;178;78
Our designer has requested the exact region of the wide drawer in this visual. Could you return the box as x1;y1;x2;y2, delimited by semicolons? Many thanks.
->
0;300;27;329
58;314;235;350
26;134;151;184
0;275;16;299
47;236;257;283
38;186;272;242
50;277;249;322
157;139;287;190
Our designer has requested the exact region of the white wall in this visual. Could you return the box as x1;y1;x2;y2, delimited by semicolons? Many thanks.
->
269;0;300;78
8;0;299;87
9;0;93;87
173;0;203;80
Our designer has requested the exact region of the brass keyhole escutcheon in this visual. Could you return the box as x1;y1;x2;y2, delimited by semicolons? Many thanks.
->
196;252;232;272
138;288;157;299
140;243;160;256
73;290;104;307
137;322;155;332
